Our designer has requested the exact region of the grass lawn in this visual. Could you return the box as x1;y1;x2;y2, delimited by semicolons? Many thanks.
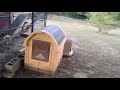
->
14;15;120;78
47;15;120;78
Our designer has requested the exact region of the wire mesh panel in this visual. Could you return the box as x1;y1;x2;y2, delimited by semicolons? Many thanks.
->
32;39;50;62
32;12;47;31
0;12;47;40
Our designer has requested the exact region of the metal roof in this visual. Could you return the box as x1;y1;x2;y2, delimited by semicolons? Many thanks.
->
43;25;65;45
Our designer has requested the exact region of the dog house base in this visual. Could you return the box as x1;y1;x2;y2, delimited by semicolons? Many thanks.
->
24;64;56;75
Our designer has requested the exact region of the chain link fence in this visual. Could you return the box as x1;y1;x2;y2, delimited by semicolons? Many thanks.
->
0;12;47;39
0;12;47;74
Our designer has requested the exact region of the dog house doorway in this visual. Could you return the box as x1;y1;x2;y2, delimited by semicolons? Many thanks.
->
32;39;51;62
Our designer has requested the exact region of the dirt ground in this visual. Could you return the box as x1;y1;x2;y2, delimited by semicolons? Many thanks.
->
1;15;120;78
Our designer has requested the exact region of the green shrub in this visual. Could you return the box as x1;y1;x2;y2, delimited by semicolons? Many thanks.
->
65;12;89;19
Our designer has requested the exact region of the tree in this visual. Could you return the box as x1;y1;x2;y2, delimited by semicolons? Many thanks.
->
64;12;90;19
89;12;113;32
77;12;90;19
66;12;78;18
109;12;120;21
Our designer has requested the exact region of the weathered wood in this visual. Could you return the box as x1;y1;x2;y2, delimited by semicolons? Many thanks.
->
18;48;25;56
0;26;30;45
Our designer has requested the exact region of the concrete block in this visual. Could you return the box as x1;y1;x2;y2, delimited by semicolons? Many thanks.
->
63;49;73;57
24;64;56;75
63;39;72;55
38;68;49;74
4;57;21;73
28;66;39;72
49;70;56;75
2;72;14;78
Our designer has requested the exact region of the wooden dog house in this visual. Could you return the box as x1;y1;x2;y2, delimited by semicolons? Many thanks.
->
23;25;66;75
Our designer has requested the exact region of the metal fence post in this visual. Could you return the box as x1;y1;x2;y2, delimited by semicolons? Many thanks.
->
44;12;47;27
9;12;11;26
31;12;34;33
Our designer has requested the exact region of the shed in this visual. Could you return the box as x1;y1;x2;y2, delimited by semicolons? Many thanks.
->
23;25;66;75
0;12;11;30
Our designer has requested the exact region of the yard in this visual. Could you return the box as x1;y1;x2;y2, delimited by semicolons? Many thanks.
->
1;15;120;78
46;15;120;78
